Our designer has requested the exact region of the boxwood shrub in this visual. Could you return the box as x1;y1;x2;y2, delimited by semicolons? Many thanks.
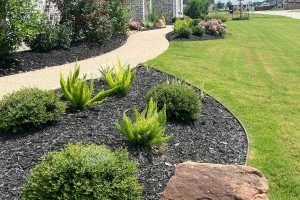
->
146;82;201;121
0;87;66;132
20;142;143;200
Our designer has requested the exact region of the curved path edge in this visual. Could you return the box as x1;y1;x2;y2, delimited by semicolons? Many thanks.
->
149;65;249;165
0;25;173;100
1;25;249;165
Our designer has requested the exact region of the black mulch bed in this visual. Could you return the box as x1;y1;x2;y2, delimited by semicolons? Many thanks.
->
0;66;248;199
0;34;128;77
0;29;247;199
165;31;224;42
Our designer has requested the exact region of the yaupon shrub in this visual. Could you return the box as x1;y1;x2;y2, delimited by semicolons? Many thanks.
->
51;0;130;42
146;82;202;121
128;18;141;30
191;25;205;36
24;24;70;52
198;19;227;37
184;0;210;19
116;98;173;147
177;26;193;38
0;0;46;60
0;88;66;132
20;142;142;199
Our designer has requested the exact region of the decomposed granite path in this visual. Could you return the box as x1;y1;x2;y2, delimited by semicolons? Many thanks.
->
0;25;173;100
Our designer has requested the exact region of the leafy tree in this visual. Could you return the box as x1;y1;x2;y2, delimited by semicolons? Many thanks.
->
226;0;233;7
184;0;210;19
217;1;224;9
0;0;45;60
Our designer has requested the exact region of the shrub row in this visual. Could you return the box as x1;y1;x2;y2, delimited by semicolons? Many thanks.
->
0;0;131;59
174;18;227;38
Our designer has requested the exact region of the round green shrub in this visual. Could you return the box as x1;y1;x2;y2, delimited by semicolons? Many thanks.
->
171;16;179;23
20;142;143;200
24;24;70;52
191;25;205;36
0;87;66;132
146;83;201;121
177;26;192;38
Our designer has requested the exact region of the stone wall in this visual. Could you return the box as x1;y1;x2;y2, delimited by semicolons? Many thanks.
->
126;0;175;22
36;0;60;25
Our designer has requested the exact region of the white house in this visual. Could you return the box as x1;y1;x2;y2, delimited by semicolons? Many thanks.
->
231;1;254;10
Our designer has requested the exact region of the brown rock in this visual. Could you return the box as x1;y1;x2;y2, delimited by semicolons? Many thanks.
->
155;16;166;28
160;162;269;200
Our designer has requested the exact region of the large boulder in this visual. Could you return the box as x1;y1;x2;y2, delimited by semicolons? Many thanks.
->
155;16;166;28
160;162;269;200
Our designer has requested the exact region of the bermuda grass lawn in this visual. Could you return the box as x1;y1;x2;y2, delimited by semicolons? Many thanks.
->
146;14;300;199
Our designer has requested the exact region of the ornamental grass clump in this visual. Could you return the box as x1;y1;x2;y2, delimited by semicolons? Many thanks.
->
146;82;201;121
116;98;173;147
99;59;136;94
20;142;142;200
60;61;118;109
0;87;66;133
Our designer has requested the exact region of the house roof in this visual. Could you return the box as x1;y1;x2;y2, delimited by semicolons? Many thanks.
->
286;0;300;2
183;0;215;4
256;2;264;6
231;1;253;5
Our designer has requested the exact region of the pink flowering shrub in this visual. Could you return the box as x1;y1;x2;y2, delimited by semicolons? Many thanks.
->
198;19;227;37
128;18;140;30
51;0;129;43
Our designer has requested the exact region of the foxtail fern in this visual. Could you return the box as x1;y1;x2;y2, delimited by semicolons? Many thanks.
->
60;61;118;109
116;98;173;147
100;58;136;94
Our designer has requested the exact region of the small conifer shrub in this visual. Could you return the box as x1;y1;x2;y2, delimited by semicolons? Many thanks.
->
20;142;143;200
146;82;201;121
0;87;65;132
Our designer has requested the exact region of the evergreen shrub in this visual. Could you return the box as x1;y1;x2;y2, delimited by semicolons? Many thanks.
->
177;26;193;38
0;88;66;132
0;0;46;60
146;82;201;121
24;24;70;52
20;142;142;200
191;25;205;36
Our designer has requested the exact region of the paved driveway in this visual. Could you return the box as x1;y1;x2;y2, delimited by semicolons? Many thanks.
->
254;10;300;19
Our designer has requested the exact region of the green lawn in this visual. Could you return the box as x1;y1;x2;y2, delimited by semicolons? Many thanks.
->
146;14;300;199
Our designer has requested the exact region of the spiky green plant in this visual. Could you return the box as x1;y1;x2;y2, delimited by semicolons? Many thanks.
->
116;98;173;147
60;61;118;109
100;59;136;94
